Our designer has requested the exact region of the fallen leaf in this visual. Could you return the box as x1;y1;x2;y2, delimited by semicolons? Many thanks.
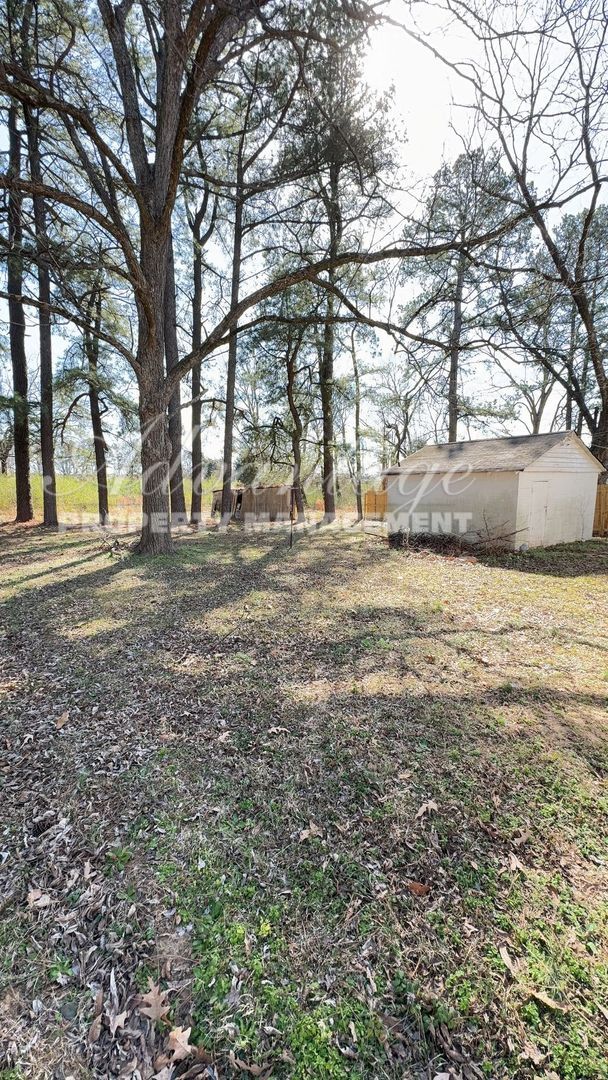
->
415;799;438;819
513;826;531;848
56;710;70;729
167;1025;195;1062
405;881;430;897
529;990;569;1013
229;1050;266;1075
520;1040;546;1065
153;1054;172;1070
138;979;170;1023
27;888;51;909
109;1009;128;1036
299;820;323;842
88;1014;102;1044
499;945;516;975
509;852;525;873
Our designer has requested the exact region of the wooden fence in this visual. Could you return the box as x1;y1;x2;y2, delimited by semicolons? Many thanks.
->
594;485;608;536
364;488;387;520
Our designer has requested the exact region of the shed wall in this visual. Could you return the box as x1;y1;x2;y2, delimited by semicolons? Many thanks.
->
524;439;597;472
241;486;292;522
385;470;520;547
515;470;597;546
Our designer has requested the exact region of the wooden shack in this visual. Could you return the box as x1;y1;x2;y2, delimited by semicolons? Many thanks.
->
211;487;242;517
212;484;294;522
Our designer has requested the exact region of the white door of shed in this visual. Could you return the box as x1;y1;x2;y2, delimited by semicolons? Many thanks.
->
528;481;549;546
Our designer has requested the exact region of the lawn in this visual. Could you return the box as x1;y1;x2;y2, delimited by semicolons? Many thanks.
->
0;474;146;523
0;475;359;525
0;523;607;1079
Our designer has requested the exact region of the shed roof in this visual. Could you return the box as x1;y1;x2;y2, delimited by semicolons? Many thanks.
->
383;431;603;475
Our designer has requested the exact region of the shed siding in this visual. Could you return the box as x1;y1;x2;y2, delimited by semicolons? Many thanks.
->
525;439;597;473
515;469;597;546
385;470;520;547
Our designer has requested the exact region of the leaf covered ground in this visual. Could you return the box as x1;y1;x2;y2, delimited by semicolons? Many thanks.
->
1;523;607;1079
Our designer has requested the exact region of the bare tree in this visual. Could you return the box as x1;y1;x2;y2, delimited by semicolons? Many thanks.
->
6;100;33;521
1;1;533;552
405;0;608;461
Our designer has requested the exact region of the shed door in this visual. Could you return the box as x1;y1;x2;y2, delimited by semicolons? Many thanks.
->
528;481;549;547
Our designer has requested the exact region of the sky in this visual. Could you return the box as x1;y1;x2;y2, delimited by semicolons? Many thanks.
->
364;13;464;181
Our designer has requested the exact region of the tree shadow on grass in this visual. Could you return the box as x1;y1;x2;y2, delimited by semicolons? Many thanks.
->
2;525;607;1079
478;538;608;578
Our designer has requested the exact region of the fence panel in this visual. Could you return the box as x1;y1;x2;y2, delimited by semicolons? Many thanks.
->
364;489;387;520
594;485;608;536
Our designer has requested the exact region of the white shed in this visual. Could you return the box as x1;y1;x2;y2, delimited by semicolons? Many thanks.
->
383;431;603;550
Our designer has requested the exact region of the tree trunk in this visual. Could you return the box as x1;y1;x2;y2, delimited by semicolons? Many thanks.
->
37;202;58;527
590;407;608;467
135;229;172;556
285;339;305;523
565;306;577;431
350;332;363;521
221;171;243;525
85;289;109;525
447;248;466;443
191;236;203;525
320;289;337;521
23;99;57;526
576;346;591;438
7;104;33;523
137;379;172;554
319;163;341;523
165;232;186;523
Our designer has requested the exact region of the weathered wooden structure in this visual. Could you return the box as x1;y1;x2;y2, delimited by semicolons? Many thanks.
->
594;483;608;536
363;488;387;520
212;484;294;522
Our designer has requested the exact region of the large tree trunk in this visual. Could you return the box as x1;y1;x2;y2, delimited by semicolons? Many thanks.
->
36;202;58;527
23;97;57;526
447;249;466;443
85;289;109;525
165;233;186;523
7;104;33;523
319;163;341;523
221;172;243;526
137;377;172;555
350;331;363;521
135;230;172;555
190;235;203;525
565;306;577;431
590;407;608;468
286;338;305;523
320;288;337;522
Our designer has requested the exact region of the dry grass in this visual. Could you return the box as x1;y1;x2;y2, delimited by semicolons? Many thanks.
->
0;522;607;1079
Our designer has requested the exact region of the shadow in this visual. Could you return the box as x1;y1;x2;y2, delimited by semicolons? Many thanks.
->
478;538;608;578
2;549;104;586
2;523;608;1078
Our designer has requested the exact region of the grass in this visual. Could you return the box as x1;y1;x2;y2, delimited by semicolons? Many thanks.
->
0;521;607;1078
0;472;145;521
0;473;362;524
